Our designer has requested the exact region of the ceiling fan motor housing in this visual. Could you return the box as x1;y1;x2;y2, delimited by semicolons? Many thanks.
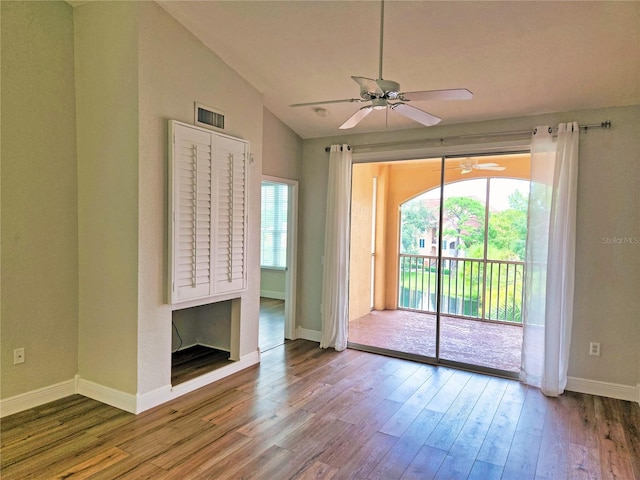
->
361;79;401;100
377;79;400;95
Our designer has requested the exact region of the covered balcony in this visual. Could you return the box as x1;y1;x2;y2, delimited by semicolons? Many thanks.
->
348;154;530;375
349;254;524;374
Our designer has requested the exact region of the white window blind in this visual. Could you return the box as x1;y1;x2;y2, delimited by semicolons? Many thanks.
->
261;181;288;268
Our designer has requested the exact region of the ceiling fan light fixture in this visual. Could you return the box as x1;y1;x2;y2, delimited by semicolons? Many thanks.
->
371;98;387;110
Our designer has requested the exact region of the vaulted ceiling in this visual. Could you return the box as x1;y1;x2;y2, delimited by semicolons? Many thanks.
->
158;1;639;139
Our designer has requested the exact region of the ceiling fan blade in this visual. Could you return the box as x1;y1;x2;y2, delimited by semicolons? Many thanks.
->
475;165;506;171
391;103;441;127
352;76;383;95
339;106;374;129
400;88;473;102
290;98;363;107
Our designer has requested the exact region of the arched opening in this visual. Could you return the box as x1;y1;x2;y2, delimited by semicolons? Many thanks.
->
399;177;529;321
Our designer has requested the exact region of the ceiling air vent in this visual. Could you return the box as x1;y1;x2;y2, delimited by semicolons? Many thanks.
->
195;103;225;131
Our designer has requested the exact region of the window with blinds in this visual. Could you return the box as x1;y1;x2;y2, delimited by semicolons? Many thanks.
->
261;181;288;269
169;121;249;304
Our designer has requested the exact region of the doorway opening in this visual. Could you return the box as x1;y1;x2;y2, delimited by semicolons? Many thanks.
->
347;153;530;377
259;176;298;352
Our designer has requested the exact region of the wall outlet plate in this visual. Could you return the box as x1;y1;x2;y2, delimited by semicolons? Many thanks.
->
13;348;25;364
589;342;601;356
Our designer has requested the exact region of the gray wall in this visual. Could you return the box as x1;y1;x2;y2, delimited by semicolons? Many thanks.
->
1;1;79;398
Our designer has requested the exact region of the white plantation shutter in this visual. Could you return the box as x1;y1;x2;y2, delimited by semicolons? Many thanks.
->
169;121;248;304
171;124;214;303
214;136;247;293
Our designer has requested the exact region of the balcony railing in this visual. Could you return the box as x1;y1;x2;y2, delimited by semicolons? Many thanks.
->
398;254;525;324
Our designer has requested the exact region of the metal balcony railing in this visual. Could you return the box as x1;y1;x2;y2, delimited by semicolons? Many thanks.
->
398;254;525;324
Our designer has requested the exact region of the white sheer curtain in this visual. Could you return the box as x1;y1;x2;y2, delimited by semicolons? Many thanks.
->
521;122;579;396
320;145;352;351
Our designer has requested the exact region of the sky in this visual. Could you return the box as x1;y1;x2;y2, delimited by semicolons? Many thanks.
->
421;178;529;211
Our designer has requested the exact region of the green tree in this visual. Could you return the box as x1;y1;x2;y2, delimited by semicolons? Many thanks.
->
487;190;528;260
443;196;485;257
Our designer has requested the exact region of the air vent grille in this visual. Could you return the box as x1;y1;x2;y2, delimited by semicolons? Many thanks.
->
195;103;225;131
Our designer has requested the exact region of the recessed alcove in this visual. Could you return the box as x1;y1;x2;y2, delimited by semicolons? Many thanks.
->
171;298;240;386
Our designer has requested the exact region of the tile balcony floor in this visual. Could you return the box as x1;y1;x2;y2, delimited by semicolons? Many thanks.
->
348;309;523;373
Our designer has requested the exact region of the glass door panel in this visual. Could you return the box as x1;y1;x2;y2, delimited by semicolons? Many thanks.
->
438;160;488;368
348;158;442;361
438;154;529;376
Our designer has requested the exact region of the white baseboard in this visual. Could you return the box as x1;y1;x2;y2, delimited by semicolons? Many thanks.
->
566;376;640;405
0;379;76;418
76;376;138;414
78;350;261;414
2;351;261;417
135;385;173;414
296;327;321;343
260;290;285;300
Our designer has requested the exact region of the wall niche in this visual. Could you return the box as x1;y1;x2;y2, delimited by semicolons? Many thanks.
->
171;298;240;386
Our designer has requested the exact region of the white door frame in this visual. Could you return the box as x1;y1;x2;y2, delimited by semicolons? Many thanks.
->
261;175;298;340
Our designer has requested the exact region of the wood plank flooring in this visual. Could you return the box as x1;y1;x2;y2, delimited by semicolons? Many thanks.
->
171;345;233;386
2;339;639;479
259;297;285;352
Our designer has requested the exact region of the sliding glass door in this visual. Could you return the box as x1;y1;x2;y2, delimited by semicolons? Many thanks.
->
348;153;530;377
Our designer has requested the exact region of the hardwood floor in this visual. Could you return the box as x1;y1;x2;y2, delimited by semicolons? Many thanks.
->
259;297;285;352
2;339;639;479
172;345;233;386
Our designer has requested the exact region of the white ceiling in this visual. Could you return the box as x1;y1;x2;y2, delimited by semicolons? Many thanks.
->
158;1;640;139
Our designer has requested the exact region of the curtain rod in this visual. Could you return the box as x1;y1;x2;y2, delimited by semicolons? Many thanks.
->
324;120;612;152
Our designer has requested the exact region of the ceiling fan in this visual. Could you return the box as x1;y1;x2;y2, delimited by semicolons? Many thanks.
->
432;158;506;174
457;158;506;174
290;0;473;129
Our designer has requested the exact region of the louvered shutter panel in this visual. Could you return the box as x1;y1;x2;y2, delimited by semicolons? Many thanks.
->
170;123;214;303
169;121;249;304
214;136;248;294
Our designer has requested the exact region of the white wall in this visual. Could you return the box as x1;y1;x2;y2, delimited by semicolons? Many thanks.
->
172;301;232;352
73;1;264;400
262;108;302;180
299;105;640;389
137;2;263;396
1;1;79;398
74;1;140;395
260;269;286;299
261;108;302;323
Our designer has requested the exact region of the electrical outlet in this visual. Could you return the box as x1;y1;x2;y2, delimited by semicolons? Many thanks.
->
13;348;25;365
589;342;601;356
